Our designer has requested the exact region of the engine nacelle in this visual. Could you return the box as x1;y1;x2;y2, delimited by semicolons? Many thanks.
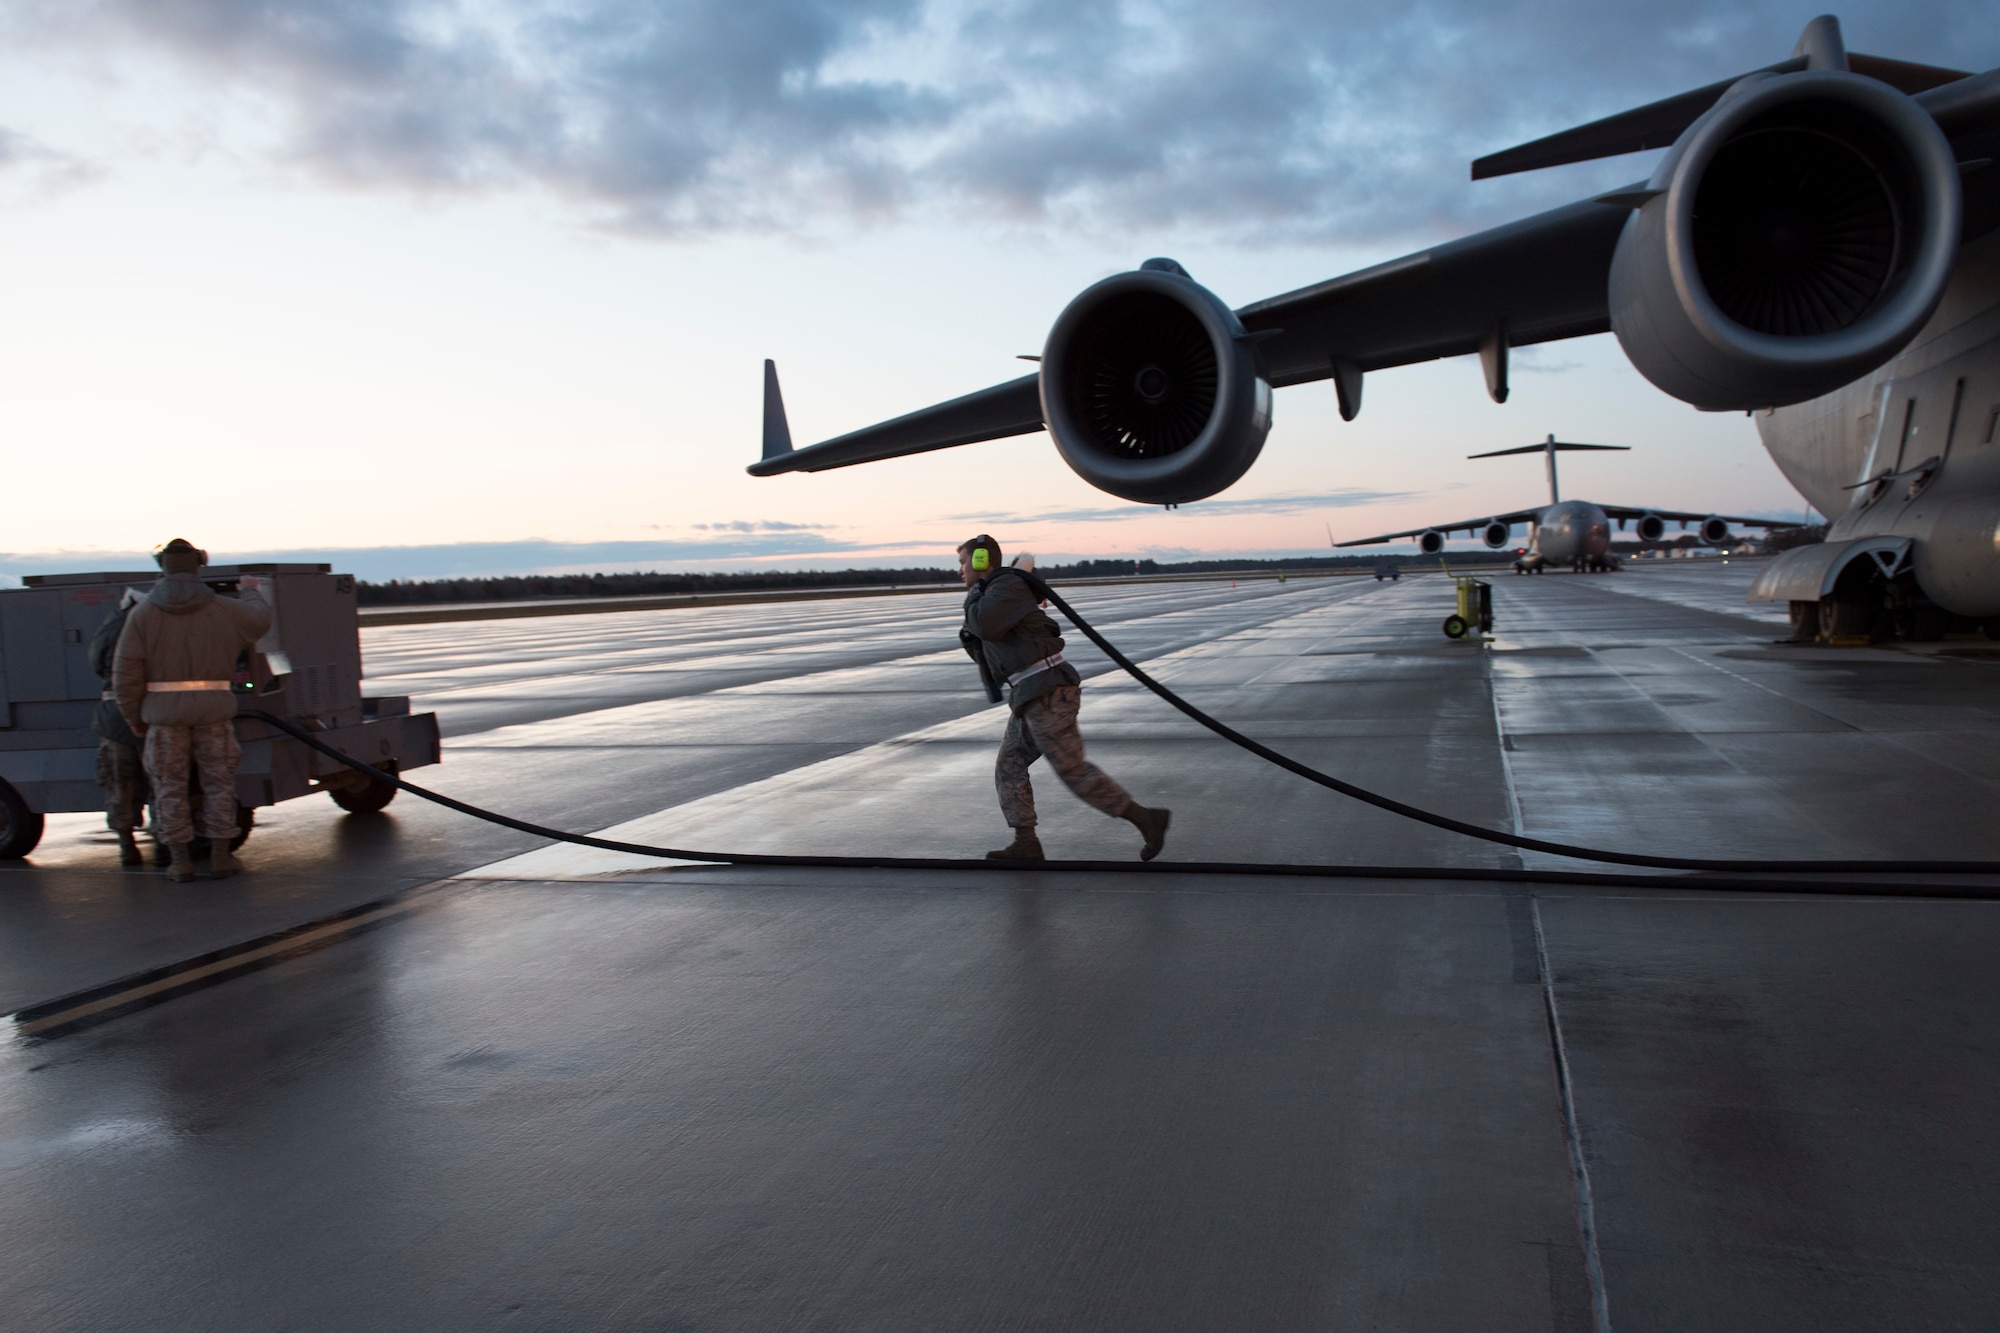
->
1480;520;1511;550
1041;262;1272;505
1609;71;1961;411
1633;512;1666;543
1699;516;1731;545
1416;530;1445;556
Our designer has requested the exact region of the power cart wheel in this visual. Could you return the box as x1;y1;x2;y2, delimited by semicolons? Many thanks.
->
1442;614;1469;639
328;761;399;815
0;779;45;859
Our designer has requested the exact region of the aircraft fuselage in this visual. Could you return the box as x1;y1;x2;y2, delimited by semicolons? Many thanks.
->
1760;229;2000;617
1529;500;1614;568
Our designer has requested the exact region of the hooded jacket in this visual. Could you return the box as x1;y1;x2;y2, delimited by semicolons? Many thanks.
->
113;574;273;728
963;568;1081;712
89;597;141;747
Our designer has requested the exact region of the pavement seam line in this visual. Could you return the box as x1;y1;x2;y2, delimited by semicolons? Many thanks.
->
1486;651;1529;844
1532;894;1614;1333
8;878;470;1042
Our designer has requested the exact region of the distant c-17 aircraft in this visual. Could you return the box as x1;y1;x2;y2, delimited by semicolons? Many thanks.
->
1333;435;1802;572
749;16;2000;641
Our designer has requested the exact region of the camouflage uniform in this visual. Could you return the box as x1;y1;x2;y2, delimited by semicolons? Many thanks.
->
114;563;270;859
89;600;150;837
144;721;242;845
995;683;1132;828
960;543;1167;862
94;742;149;834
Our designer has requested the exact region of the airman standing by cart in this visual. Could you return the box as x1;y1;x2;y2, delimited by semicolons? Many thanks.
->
89;588;149;866
113;540;271;882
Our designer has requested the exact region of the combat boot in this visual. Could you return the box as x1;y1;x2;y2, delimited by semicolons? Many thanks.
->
206;847;244;880
986;826;1045;861
116;831;144;867
1124;805;1171;862
165;844;197;883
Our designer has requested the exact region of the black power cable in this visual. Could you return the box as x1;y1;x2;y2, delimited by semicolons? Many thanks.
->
1020;573;2000;876
234;575;2000;899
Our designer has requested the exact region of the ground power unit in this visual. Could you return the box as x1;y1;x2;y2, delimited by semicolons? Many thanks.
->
0;564;441;857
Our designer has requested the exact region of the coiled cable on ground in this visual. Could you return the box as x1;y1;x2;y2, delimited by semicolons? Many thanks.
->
238;577;2000;899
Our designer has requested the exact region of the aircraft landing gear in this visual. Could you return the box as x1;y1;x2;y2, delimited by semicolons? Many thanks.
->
1788;600;1818;641
1797;567;1955;645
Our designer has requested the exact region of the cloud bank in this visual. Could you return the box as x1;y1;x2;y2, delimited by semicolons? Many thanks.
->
0;122;95;195
0;488;1423;581
12;1;1993;243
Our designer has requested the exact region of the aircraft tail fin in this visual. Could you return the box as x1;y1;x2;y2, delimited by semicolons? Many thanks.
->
1470;17;1970;181
761;360;794;463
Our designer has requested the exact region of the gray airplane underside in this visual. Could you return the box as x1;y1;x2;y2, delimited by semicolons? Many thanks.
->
1332;435;1802;571
750;16;2000;640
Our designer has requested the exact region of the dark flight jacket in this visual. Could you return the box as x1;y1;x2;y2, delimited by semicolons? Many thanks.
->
963;569;1081;713
89;603;140;748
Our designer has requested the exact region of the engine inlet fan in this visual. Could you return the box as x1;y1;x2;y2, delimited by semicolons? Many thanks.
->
1693;126;1898;337
1071;293;1220;460
1607;70;1960;411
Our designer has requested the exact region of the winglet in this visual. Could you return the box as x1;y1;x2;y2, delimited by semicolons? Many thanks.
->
761;360;793;463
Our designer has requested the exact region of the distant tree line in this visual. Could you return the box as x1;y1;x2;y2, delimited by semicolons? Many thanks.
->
356;540;1808;606
356;553;1515;606
356;567;958;606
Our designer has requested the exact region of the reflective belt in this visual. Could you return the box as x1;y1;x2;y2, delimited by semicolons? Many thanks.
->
146;680;232;692
1006;653;1066;688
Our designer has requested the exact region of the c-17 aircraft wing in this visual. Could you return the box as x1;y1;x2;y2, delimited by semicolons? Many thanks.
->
1336;509;1547;548
1598;505;1804;527
750;17;1997;510
749;198;1628;484
748;362;1044;477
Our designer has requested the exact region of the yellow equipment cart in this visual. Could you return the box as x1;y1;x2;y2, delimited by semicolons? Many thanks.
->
1442;576;1493;640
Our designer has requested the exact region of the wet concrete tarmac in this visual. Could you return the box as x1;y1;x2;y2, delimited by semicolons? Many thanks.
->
5;562;2000;1329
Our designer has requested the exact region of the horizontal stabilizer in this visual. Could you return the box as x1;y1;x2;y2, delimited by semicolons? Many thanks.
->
1468;441;1627;458
1471;51;1972;181
762;360;793;462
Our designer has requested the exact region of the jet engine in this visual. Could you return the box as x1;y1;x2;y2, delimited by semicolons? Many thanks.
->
1481;520;1511;550
1040;261;1273;505
1699;517;1731;545
1633;513;1666;542
1416;530;1445;555
1608;71;1961;411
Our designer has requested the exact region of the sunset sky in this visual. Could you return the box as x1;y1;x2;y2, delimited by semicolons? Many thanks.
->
2;2;1991;581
